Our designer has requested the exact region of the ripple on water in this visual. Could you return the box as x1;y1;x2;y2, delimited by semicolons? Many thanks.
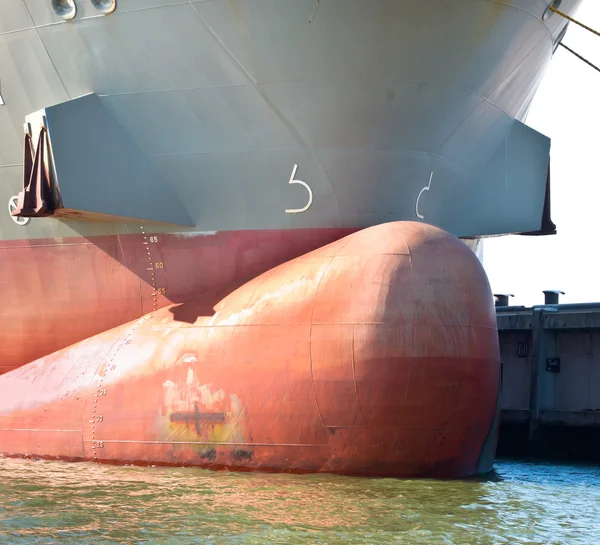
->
0;457;599;544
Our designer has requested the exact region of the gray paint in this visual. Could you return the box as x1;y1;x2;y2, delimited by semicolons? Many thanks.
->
0;29;69;165
37;93;193;226
0;0;584;243
36;4;246;96
0;0;34;34
100;86;301;157
22;0;187;27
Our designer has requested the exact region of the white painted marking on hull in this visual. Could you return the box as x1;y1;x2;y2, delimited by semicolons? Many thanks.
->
7;196;29;226
285;164;313;214
416;172;434;220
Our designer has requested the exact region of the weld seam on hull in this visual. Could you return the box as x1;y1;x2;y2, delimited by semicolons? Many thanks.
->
82;440;330;447
487;0;557;39
398;226;417;424
150;322;499;329
98;82;248;98
308;255;338;443
0;429;81;433
351;328;367;422
0;243;96;249
145;144;481;174
188;1;344;220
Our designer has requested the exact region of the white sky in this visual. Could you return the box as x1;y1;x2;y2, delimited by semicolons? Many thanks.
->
482;1;600;307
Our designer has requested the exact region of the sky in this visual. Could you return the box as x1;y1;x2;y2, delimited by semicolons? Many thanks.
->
482;1;600;307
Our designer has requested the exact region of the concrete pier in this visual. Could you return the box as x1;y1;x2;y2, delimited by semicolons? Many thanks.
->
496;293;600;461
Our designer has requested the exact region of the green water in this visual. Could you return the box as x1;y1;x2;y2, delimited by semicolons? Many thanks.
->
0;457;598;544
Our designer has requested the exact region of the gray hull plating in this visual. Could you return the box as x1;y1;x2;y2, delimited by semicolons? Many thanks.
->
0;0;583;242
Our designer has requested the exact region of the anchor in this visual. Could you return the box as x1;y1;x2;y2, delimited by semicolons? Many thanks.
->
11;124;59;219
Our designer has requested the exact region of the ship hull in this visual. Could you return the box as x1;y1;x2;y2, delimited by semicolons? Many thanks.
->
1;0;581;239
0;1;579;477
0;0;582;370
0;227;355;374
0;222;501;478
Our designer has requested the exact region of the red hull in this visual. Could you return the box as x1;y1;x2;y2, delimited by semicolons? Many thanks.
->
0;222;500;477
0;228;354;374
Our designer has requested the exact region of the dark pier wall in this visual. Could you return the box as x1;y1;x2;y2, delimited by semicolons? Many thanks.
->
496;300;600;461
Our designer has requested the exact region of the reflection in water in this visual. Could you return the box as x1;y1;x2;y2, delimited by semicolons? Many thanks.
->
0;457;599;544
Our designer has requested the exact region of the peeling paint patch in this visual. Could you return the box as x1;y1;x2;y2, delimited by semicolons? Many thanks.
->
161;370;248;458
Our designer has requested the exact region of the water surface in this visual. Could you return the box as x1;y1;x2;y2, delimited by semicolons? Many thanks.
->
0;457;598;544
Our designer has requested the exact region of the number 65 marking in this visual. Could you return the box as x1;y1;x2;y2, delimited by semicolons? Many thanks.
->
285;164;313;214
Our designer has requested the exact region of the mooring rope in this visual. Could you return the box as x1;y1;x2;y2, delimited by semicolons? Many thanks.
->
549;6;600;38
548;6;599;74
558;42;600;74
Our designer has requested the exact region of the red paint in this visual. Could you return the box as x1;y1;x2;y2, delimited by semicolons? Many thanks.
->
0;222;500;477
0;228;355;374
